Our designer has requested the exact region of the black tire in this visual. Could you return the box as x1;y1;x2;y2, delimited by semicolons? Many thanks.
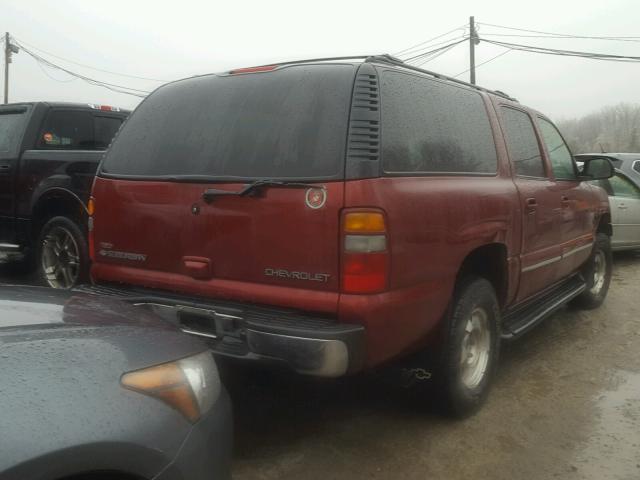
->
572;233;612;310
433;276;501;418
37;216;89;289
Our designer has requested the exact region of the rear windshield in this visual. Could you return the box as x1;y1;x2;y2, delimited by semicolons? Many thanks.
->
101;64;356;179
0;107;29;155
37;110;125;150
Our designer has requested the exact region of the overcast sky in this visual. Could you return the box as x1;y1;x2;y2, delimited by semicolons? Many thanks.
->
2;0;639;120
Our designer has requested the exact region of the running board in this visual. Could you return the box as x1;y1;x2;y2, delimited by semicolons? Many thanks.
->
501;275;586;341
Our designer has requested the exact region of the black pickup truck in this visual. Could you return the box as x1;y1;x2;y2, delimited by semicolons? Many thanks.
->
0;102;129;288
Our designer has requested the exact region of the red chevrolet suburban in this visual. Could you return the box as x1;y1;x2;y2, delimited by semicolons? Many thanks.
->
88;55;614;416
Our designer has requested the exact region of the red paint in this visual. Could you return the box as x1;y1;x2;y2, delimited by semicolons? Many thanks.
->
90;79;609;371
229;65;277;74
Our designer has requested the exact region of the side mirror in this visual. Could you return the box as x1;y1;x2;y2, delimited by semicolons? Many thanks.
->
578;157;614;181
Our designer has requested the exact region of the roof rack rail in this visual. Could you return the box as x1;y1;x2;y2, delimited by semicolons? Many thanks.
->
246;55;376;70
364;54;517;102
236;54;517;102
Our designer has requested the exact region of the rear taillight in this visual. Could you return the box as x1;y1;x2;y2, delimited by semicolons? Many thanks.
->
87;197;95;261
341;210;389;294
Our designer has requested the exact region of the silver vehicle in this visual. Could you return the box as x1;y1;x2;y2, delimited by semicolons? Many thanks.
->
590;170;640;251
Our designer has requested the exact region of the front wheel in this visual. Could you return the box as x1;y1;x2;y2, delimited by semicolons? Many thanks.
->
434;276;501;418
37;216;89;289
572;233;612;309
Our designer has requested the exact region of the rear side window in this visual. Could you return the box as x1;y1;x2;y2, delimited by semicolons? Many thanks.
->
0;109;28;155
633;161;640;174
38;110;94;149
538;117;576;181
102;64;355;179
381;71;497;174
500;107;545;178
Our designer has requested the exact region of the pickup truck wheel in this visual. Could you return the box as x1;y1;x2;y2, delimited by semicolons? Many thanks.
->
435;276;500;418
572;233;612;309
37;216;89;289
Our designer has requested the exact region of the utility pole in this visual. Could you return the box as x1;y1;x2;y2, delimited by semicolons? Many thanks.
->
4;33;19;104
4;32;9;104
469;16;480;85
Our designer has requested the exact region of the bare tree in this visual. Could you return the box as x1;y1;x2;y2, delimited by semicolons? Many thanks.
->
557;103;640;153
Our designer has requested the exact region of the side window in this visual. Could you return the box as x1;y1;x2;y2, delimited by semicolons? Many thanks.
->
0;109;28;155
537;117;576;180
609;174;640;199
381;71;497;174
633;161;640;174
589;179;613;196
38;110;94;149
94;116;123;150
500;107;545;177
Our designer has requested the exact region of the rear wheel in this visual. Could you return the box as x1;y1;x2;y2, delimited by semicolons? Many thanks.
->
433;276;501;417
37;216;89;289
572;233;612;309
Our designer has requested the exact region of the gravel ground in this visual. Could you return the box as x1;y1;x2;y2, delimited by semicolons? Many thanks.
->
2;252;640;479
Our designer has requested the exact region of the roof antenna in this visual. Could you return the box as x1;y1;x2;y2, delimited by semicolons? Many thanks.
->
599;142;606;153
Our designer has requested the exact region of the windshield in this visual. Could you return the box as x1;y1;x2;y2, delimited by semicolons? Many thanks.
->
0;107;29;155
101;64;356;179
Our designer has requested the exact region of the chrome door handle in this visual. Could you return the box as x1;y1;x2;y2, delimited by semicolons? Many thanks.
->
0;164;10;171
618;203;628;210
561;195;570;207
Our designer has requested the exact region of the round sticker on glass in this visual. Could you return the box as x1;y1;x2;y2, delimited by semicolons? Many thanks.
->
305;188;327;210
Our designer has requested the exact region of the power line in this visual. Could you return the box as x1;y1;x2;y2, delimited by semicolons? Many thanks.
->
397;34;467;59
482;38;640;63
394;25;467;56
403;38;468;64
477;22;640;41
34;60;78;83
15;42;150;97
478;32;640;43
453;47;512;77
415;41;465;67
13;36;169;82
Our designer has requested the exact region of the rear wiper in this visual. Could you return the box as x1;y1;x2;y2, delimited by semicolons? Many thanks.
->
202;179;322;203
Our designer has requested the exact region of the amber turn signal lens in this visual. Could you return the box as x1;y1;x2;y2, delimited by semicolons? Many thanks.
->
343;212;386;233
121;352;220;423
87;197;95;216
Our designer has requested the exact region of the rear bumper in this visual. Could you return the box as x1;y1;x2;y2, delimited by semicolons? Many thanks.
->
242;323;365;377
75;284;366;377
163;305;365;377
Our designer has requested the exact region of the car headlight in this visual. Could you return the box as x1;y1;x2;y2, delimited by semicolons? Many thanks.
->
121;350;220;422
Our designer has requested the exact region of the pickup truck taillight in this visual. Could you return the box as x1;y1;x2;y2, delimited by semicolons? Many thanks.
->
341;210;389;294
87;197;95;262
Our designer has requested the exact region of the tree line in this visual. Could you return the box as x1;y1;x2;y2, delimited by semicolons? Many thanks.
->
557;103;640;154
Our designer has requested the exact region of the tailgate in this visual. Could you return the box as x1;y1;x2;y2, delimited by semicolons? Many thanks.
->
91;63;357;310
91;177;343;292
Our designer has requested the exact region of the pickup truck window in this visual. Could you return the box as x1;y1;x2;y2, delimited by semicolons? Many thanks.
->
38;110;94;150
500;107;545;178
0;111;28;154
538;117;576;181
94;116;122;149
381;71;497;175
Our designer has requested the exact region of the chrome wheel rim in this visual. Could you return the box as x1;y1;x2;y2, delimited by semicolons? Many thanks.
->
590;250;606;295
41;226;80;289
460;307;491;390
